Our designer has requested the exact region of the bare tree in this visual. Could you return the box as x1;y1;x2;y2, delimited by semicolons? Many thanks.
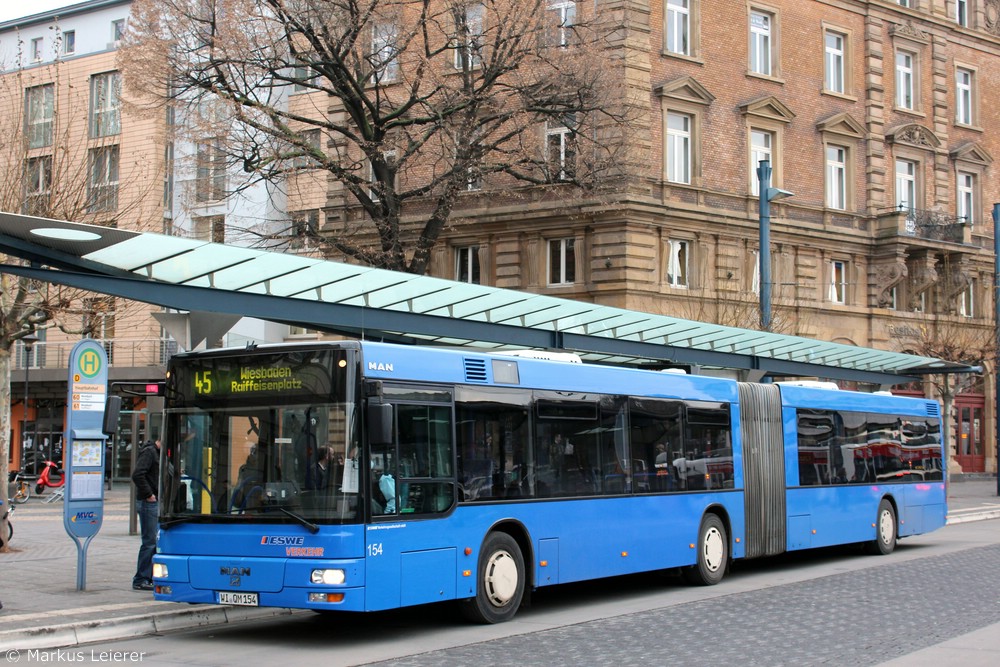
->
0;38;157;549
121;0;636;273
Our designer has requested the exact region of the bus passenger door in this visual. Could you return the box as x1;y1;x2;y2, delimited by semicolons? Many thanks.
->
366;396;458;611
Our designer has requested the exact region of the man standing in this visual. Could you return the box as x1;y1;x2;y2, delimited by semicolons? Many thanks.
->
131;439;160;591
309;446;332;490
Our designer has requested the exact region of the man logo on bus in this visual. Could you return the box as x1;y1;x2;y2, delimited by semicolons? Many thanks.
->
367;361;394;372
78;348;102;378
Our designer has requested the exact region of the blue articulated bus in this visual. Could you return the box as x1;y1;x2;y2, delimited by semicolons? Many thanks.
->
152;341;946;622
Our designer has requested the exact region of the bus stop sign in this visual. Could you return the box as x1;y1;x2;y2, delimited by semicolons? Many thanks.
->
63;340;110;590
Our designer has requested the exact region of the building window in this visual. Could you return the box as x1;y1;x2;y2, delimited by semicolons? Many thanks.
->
825;145;847;210
454;3;485;69
31;37;43;62
25;84;54;149
62;30;75;55
371;23;399;83
959;281;974;318
89;72;121;138
546;118;576;181
112;19;126;44
547;1;576;48
895;50;915;111
666;240;689;288
292;59;317;92
898;0;912;7
749;10;772;76
666;0;690;56
290;210;319;249
293;129;321;168
957;171;975;224
456;246;481;283
824;30;845;94
956;0;968;27
548;238;576;285
955;67;973;126
895;158;917;212
193;215;225;243
196;141;226;202
749;128;773;196
163;142;174;213
24;156;52;216
829;260;847;304
465;165;482;191
87;145;120;212
666;112;691;184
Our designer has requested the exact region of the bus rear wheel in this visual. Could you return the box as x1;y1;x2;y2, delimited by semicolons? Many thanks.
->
462;532;525;624
684;513;728;586
867;499;897;555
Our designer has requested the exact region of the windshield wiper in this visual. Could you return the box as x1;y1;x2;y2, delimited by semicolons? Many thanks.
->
246;504;319;534
159;515;201;529
275;505;320;534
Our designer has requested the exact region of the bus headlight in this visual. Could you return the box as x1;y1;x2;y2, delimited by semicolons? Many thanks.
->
311;569;345;585
152;563;169;579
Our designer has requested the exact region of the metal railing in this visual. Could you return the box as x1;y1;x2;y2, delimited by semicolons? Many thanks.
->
893;206;970;243
12;338;176;371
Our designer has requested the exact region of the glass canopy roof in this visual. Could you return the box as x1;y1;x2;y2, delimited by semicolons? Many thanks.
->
0;212;973;385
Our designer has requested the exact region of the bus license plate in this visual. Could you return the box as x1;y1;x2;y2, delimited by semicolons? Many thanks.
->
217;591;258;606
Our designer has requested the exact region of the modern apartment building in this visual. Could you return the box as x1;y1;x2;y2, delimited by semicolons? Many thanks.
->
0;0;287;476
1;1;997;475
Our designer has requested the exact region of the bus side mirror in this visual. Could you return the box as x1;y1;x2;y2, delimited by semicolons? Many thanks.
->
367;402;393;446
102;396;122;436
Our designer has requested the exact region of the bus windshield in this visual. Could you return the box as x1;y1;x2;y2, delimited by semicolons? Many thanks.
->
160;346;362;524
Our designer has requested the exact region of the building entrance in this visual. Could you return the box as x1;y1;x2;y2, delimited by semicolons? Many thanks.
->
954;393;985;472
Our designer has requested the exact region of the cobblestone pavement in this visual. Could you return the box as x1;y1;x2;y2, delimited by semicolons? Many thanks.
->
367;544;1000;667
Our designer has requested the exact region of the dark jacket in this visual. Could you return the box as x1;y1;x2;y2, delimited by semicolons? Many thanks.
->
131;441;160;501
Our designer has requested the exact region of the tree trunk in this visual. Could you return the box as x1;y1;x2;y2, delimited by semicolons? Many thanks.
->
1;347;13;552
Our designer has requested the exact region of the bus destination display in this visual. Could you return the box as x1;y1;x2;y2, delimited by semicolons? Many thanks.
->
170;350;346;405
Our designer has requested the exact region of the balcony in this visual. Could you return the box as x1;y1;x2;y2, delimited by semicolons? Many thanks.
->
12;337;177;372
877;206;971;245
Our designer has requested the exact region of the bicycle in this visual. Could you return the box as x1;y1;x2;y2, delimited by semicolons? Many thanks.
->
8;471;31;504
1;497;13;547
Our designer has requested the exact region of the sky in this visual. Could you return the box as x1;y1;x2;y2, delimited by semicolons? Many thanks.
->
0;1;84;24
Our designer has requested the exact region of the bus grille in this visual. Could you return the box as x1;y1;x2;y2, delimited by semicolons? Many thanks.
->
925;402;940;417
463;358;488;383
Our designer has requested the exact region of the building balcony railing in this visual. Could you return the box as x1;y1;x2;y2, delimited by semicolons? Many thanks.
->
878;206;971;244
12;337;177;372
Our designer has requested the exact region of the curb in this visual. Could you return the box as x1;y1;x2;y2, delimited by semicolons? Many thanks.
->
946;509;1000;525
0;606;298;652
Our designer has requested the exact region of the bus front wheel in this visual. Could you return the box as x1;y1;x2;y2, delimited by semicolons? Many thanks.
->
462;532;525;624
684;513;728;586
867;499;897;555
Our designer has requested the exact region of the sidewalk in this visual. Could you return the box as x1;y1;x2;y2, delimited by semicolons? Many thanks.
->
0;485;293;651
1;479;997;652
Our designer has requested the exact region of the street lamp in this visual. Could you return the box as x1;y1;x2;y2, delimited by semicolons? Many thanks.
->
992;203;1000;497
20;332;39;472
757;159;794;332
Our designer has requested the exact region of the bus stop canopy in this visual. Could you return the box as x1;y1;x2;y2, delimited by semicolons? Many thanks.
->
0;212;977;386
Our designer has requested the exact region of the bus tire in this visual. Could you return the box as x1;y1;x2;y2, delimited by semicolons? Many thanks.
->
462;532;525;624
867;499;896;556
683;513;728;586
